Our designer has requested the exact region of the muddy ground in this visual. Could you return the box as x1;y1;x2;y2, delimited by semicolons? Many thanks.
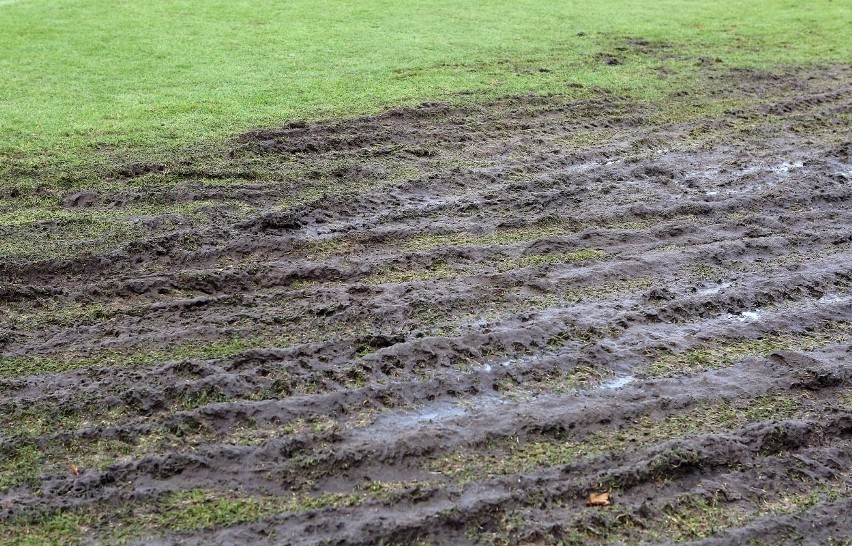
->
1;65;851;545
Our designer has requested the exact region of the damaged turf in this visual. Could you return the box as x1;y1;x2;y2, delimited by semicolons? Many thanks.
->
1;66;851;545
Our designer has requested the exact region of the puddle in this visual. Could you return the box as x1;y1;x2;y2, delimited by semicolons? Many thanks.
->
724;182;774;195
732;310;761;322
698;281;731;296
371;402;468;429
770;161;804;175
491;355;541;370
598;375;634;390
818;293;852;305
568;160;608;173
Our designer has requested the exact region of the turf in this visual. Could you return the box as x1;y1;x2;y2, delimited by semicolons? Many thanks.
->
1;0;850;181
1;5;851;542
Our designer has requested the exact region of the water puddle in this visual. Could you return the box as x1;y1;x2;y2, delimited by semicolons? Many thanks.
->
370;402;468;430
598;375;634;390
732;310;761;322
698;281;731;296
770;161;804;175
818;293;852;305
568;161;607;173
489;355;541;370
726;182;774;195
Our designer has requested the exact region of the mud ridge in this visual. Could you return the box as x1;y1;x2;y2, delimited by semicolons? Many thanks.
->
1;66;851;544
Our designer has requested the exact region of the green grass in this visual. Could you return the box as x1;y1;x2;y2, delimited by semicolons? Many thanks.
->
555;479;851;545
0;488;369;545
402;219;651;253
641;322;852;377
368;248;607;284
1;0;850;186
0;201;215;259
431;392;806;481
0;337;262;378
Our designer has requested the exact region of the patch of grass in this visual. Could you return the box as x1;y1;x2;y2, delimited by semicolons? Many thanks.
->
4;300;141;331
0;488;367;544
0;509;96;546
559;277;657;305
368;249;606;284
0;444;42;491
494;364;611;401
558;469;852;545
0;337;266;379
1;404;127;439
408;276;655;345
0;383;396;491
0;437;134;492
300;238;354;260
403;220;576;252
2;0;850;188
368;260;460;285
430;392;806;481
404;217;658;253
169;386;231;412
688;263;726;281
404;215;659;252
560;365;609;390
280;163;420;209
157;489;361;532
659;494;753;541
472;450;852;545
0;202;213;260
497;250;608;272
641;322;852;377
0;201;209;227
1;480;439;544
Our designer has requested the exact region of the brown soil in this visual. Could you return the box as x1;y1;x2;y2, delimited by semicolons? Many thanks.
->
1;66;851;545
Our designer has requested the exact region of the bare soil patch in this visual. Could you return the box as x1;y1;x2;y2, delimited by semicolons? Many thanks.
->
1;66;851;545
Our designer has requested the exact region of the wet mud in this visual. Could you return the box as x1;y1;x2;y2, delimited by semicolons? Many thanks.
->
1;66;851;544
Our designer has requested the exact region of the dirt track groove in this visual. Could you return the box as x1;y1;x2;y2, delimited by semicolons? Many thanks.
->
1;66;851;544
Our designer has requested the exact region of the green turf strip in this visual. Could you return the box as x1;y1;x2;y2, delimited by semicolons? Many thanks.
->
1;0;849;182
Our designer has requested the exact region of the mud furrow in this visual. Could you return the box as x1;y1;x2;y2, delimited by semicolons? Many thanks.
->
152;417;852;545
2;66;851;544
5;344;849;512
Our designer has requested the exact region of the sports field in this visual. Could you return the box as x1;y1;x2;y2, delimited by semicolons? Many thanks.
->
1;1;851;544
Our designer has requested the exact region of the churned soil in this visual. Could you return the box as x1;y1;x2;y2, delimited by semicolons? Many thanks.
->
1;65;851;545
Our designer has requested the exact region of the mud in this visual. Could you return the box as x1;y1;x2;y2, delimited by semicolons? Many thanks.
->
1;65;851;545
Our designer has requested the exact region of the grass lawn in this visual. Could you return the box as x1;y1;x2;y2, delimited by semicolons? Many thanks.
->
2;3;852;544
1;0;850;185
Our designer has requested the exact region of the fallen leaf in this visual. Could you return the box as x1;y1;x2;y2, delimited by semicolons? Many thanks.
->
70;464;81;477
588;491;611;506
